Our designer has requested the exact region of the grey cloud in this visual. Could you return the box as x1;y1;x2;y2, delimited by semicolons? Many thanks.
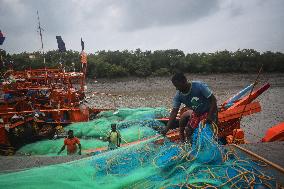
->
24;0;79;34
74;0;222;31
1;0;87;35
0;0;88;52
1;0;221;34
1;0;222;52
0;0;283;53
109;0;220;31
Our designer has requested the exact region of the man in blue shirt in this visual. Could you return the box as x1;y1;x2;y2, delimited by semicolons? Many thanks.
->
162;73;217;143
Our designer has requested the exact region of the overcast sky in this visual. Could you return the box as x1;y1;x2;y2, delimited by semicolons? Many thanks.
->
1;0;284;54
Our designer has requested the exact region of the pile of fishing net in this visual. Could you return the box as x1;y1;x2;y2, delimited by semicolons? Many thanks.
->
17;107;169;156
2;120;278;188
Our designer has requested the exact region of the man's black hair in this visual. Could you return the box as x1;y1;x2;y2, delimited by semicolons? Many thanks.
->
171;72;187;83
68;130;73;133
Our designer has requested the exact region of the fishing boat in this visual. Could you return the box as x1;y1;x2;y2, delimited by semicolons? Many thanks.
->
0;12;110;154
0;57;107;154
0;12;282;155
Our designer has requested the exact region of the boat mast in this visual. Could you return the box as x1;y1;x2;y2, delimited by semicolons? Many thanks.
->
37;10;45;65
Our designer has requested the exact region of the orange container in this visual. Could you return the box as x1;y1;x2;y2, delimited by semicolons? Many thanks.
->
70;110;89;122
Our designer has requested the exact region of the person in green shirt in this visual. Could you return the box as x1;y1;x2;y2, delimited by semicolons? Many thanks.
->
107;124;121;150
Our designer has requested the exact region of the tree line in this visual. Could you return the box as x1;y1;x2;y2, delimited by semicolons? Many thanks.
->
1;48;283;78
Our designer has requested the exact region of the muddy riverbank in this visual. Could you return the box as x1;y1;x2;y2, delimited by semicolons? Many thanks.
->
86;73;284;142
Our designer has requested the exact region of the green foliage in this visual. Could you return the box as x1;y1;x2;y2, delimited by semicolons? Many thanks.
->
134;57;152;77
152;68;170;76
0;48;283;78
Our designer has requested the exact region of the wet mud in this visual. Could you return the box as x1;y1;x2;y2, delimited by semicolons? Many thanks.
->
86;73;284;142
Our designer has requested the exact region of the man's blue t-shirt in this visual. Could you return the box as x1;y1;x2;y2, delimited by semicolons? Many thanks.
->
173;81;212;114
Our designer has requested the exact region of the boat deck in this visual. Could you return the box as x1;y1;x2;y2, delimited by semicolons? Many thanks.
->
239;142;284;185
0;154;91;173
240;142;284;168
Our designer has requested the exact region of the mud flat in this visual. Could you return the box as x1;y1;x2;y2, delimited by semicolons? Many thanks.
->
86;73;284;143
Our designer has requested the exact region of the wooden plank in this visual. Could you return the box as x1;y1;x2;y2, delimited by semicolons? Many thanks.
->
231;144;284;174
83;129;182;154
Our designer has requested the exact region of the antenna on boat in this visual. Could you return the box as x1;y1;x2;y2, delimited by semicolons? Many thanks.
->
232;64;264;143
36;10;45;65
80;38;87;91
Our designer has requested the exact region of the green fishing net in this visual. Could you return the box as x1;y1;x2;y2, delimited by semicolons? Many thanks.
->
2;107;279;188
17;107;168;155
0;122;278;189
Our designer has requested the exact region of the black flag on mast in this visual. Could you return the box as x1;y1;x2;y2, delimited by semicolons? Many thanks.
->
0;30;5;45
81;38;84;51
56;36;66;52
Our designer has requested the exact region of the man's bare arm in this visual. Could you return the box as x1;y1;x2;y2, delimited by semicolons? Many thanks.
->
207;94;217;123
58;145;65;155
162;108;179;135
